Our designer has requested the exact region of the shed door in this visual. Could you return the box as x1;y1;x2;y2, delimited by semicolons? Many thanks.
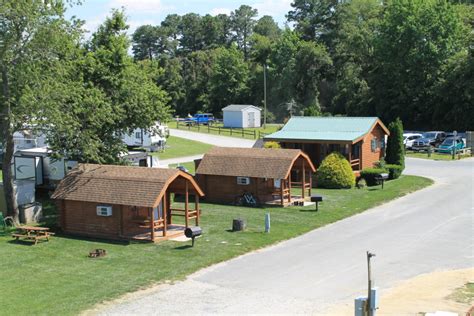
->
248;111;255;128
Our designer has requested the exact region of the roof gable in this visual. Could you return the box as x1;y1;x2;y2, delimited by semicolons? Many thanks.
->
264;117;387;143
222;104;261;112
196;147;315;179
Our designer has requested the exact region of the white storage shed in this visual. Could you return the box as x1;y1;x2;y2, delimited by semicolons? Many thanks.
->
222;105;261;128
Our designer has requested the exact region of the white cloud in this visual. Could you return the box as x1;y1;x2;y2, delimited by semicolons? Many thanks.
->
109;0;167;14
210;7;232;16
253;0;292;19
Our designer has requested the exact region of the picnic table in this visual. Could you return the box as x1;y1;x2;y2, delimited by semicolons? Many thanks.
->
12;226;54;245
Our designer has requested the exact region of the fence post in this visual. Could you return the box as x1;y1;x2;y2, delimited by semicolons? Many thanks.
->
208;124;210;133
177;121;179;129
242;129;244;138
254;130;256;139
230;127;233;136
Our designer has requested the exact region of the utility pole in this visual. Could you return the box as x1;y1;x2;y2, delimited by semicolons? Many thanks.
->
263;62;267;129
452;130;457;160
367;251;376;316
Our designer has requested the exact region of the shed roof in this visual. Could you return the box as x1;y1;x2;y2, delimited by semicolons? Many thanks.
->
196;147;315;180
222;104;261;112
52;164;203;208
264;117;388;143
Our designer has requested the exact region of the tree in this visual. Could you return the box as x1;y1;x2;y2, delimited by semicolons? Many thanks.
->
287;0;339;46
371;0;467;129
209;47;249;113
385;118;405;169
231;5;258;60
48;10;171;164
179;13;204;53
0;0;82;220
158;57;186;114
132;25;159;60
293;40;332;112
331;0;382;115
254;15;281;40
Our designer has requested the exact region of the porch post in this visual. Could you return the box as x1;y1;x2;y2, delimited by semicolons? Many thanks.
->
308;171;312;196
288;176;292;203
185;181;189;228
163;193;167;237
301;162;305;199
150;207;155;241
195;194;200;226
280;179;284;206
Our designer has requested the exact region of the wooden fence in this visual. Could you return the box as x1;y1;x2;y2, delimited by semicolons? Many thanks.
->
176;121;269;139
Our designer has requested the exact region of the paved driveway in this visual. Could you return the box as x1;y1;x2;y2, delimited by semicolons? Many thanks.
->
100;158;473;315
170;129;256;148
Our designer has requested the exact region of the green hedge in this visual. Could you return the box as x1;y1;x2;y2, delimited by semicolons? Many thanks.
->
360;168;387;186
316;152;355;189
385;164;403;180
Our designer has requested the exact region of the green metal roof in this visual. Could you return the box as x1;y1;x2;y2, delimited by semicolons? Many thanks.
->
264;117;380;142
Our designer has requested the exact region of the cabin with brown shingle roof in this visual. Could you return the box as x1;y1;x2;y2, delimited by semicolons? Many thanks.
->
195;147;316;207
52;164;204;242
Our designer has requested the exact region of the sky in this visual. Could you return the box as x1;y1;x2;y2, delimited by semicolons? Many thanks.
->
65;0;293;36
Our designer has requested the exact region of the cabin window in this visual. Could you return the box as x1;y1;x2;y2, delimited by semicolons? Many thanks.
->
379;138;385;149
274;179;281;188
96;206;112;216
371;138;378;152
237;177;250;185
135;131;141;139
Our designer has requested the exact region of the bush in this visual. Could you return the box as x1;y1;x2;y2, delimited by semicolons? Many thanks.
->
385;164;403;180
360;168;387;186
385;118;405;169
316;152;355;189
264;141;281;149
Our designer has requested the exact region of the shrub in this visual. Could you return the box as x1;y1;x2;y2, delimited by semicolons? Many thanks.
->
360;168;387;186
385;118;405;169
264;141;281;149
385;164;403;180
316;152;355;189
356;177;367;189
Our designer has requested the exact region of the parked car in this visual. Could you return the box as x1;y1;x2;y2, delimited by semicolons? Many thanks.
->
403;133;423;149
185;113;215;126
412;131;447;151
436;137;465;153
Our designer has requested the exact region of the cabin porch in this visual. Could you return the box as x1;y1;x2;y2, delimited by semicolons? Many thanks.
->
122;178;201;242
280;141;363;171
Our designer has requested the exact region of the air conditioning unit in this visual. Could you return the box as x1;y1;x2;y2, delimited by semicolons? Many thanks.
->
96;206;112;217
237;177;250;185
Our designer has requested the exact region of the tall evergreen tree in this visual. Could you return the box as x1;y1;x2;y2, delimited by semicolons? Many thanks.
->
231;5;258;60
385;118;405;169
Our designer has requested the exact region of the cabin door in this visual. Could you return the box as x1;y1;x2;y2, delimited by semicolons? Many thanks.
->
248;112;255;128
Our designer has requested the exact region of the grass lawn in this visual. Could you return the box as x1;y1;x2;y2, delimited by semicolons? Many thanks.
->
151;136;213;160
168;161;196;174
0;175;432;315
167;120;282;140
448;282;474;304
406;151;471;161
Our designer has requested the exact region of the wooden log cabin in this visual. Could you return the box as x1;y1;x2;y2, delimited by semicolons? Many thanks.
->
51;164;204;242
264;117;390;172
195;147;316;207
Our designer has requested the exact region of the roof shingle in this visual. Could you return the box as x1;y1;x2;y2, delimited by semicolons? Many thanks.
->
52;164;187;207
195;147;314;179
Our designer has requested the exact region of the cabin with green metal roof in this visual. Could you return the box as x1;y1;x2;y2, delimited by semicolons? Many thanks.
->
264;117;389;171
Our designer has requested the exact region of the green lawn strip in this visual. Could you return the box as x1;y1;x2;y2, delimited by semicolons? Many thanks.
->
406;151;470;161
151;136;213;160
448;282;474;304
0;175;432;315
167;121;282;140
168;161;196;175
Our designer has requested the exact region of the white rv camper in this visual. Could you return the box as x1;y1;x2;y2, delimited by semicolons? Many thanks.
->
122;122;169;152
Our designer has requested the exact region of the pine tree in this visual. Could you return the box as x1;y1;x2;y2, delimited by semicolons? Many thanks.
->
385;118;405;169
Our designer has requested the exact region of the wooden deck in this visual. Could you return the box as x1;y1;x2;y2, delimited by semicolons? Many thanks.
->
128;224;186;243
265;196;308;207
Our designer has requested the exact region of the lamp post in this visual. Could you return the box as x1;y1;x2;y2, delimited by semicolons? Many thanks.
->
367;251;376;316
263;62;267;129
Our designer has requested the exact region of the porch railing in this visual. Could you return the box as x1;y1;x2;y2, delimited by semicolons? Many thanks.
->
350;158;361;170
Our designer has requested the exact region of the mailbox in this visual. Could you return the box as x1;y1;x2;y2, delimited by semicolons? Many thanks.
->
184;226;202;247
310;195;323;211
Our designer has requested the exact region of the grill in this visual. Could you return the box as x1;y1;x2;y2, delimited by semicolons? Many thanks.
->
185;226;202;247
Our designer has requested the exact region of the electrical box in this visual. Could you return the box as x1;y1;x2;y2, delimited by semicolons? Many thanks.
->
370;287;379;310
354;296;367;316
96;206;112;217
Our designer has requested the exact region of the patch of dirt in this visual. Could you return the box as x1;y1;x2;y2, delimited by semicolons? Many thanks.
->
324;268;474;316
